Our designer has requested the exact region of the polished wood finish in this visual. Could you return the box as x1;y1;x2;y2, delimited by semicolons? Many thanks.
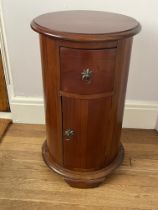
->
31;10;141;42
31;11;141;188
60;47;116;94
62;96;113;170
42;141;124;188
111;38;133;159
39;36;63;165
0;118;12;141
0;124;158;209
0;51;10;112
59;90;114;100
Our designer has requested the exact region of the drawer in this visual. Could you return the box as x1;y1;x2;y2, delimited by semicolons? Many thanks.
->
60;47;117;94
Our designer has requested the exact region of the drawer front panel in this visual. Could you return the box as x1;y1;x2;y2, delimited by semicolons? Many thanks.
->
60;47;117;94
62;96;115;171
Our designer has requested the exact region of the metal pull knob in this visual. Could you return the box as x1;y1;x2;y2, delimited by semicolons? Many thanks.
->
64;129;75;140
81;68;93;83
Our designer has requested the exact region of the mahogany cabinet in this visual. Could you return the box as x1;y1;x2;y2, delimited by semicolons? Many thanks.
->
31;11;141;188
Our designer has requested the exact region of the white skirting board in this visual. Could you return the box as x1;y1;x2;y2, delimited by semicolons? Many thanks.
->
10;97;45;125
0;112;12;119
3;96;158;130
123;100;158;129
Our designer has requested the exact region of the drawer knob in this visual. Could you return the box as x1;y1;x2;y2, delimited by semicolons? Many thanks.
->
64;129;75;140
81;68;93;83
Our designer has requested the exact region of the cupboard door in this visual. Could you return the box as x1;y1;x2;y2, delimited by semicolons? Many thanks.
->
62;96;114;171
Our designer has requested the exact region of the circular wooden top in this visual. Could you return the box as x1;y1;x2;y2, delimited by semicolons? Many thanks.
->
31;10;141;42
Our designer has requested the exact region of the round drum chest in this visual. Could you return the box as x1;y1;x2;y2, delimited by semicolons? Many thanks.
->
31;10;141;188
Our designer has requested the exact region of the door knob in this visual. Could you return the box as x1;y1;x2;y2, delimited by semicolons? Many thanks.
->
64;129;75;140
81;68;93;83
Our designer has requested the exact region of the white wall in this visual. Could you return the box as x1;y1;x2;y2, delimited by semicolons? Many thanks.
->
1;0;158;100
0;0;158;127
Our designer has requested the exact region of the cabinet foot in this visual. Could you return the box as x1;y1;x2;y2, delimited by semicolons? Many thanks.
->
64;177;106;188
42;141;124;188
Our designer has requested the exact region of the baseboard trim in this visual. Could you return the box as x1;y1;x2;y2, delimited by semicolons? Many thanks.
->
123;100;158;129
9;97;158;129
0;112;12;119
10;96;45;124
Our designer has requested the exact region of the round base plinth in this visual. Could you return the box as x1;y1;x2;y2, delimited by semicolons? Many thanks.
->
42;141;124;188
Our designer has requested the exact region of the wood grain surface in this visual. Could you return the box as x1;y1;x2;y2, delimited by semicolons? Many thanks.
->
37;28;138;187
40;35;63;165
62;96;114;170
60;47;116;94
31;10;141;42
31;10;141;187
0;51;10;112
0;124;158;209
0;118;12;141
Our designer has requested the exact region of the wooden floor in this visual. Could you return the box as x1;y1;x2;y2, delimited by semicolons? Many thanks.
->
0;124;158;210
